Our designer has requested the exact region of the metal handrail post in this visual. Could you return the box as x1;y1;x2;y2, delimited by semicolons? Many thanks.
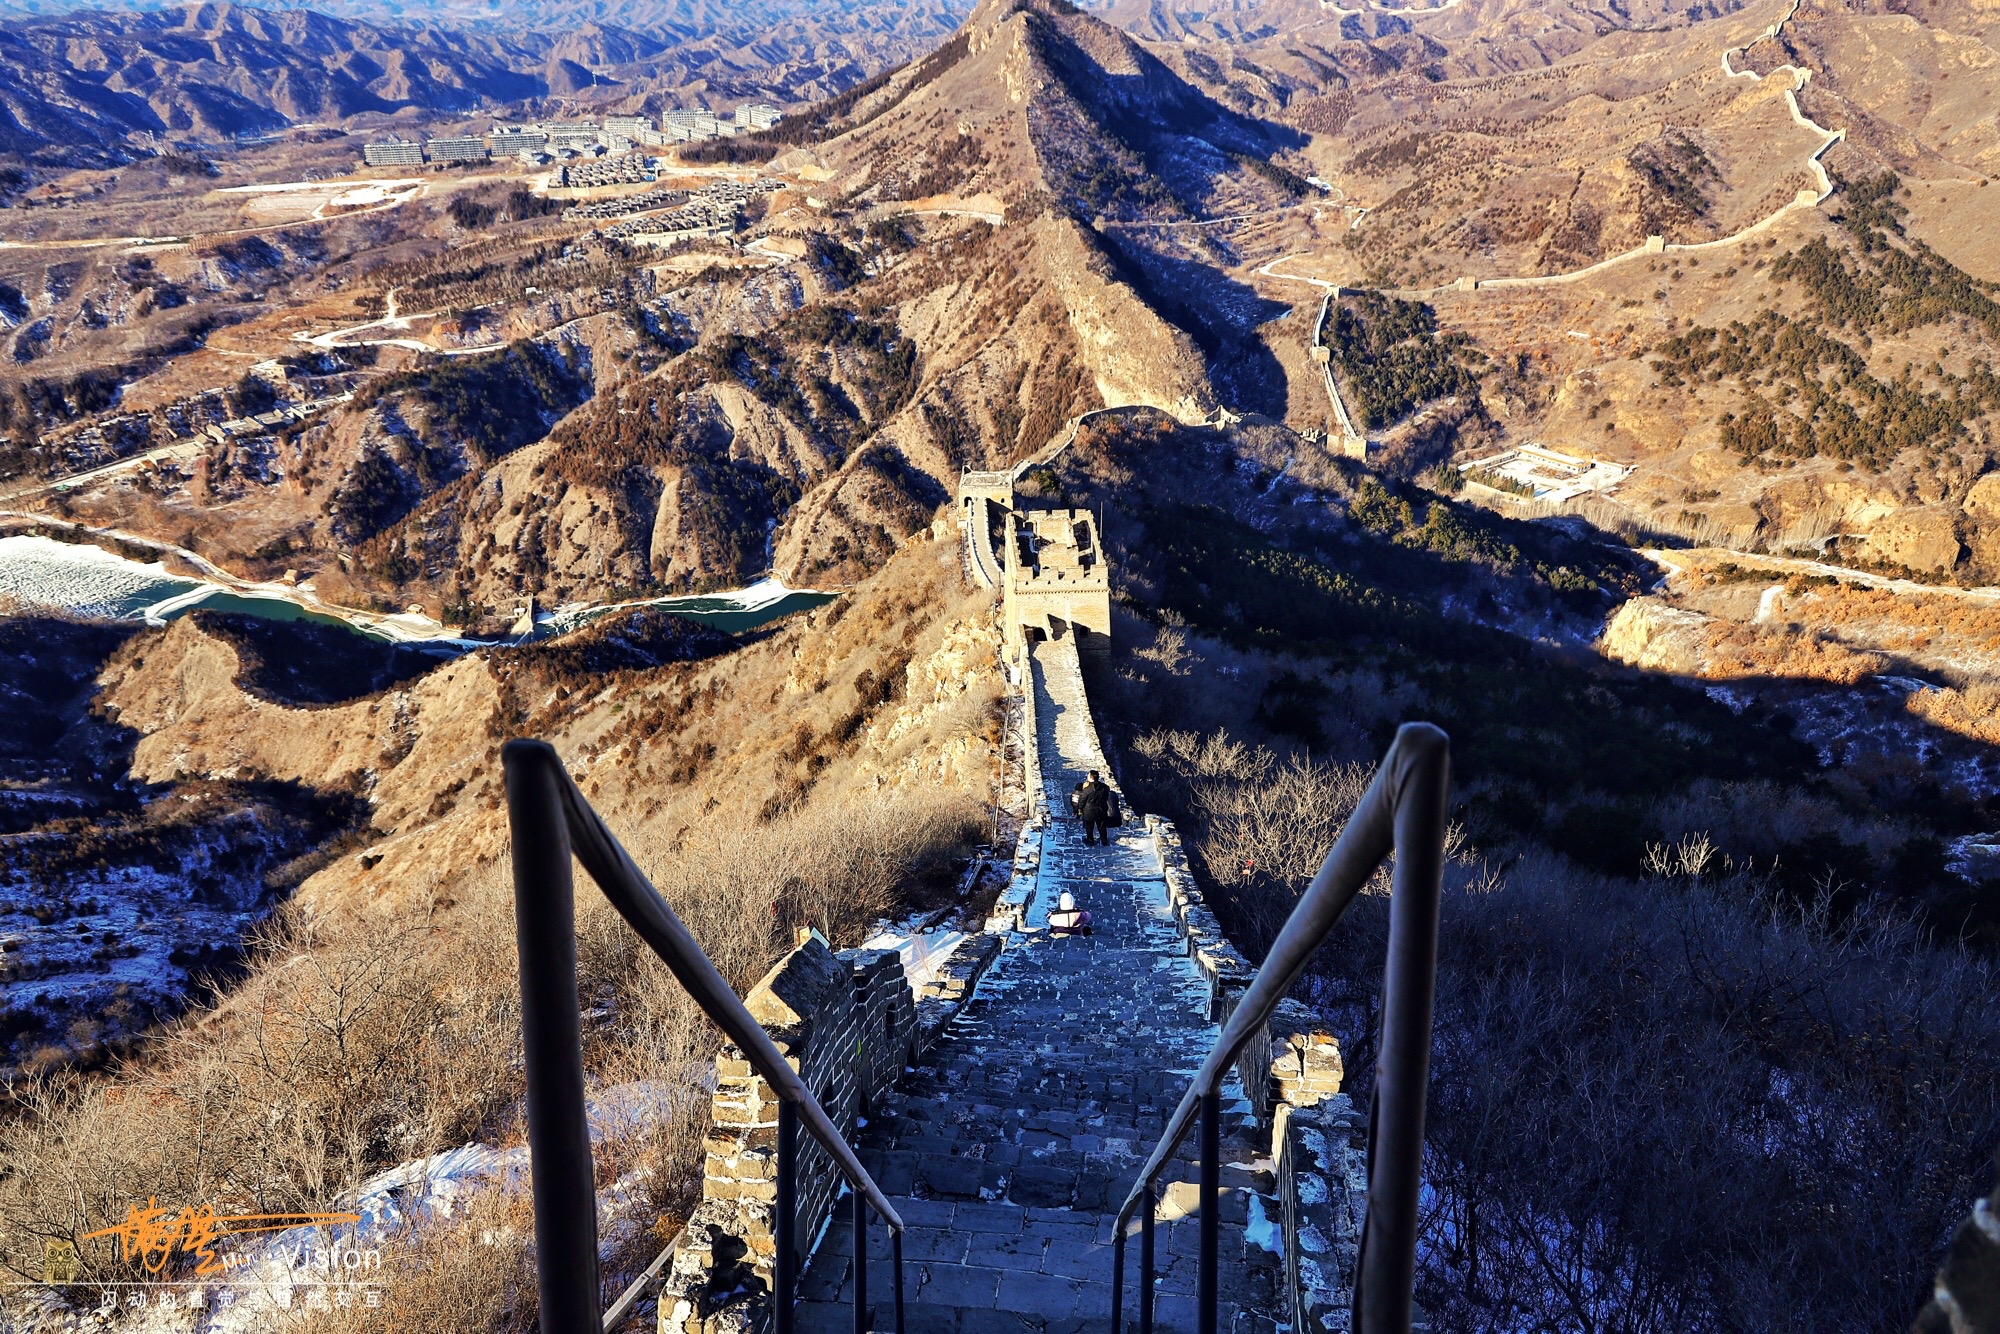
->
1352;751;1449;1334
892;1227;906;1334
778;1101;799;1334
1105;723;1450;1334
503;741;906;1230
853;1189;869;1334
1111;1228;1126;1334
505;750;600;1333
502;740;911;1333
1197;1093;1219;1334
1138;1186;1155;1334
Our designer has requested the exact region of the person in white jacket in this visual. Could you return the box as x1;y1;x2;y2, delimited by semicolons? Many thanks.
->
1050;890;1092;935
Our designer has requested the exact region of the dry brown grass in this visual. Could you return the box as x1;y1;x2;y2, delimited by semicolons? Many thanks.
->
1662;557;2000;686
0;779;982;1329
1783;582;2000;656
286;1189;543;1334
0;576;991;1329
0;881;523;1288
1690;618;1887;685
1907;682;2000;748
0;534;998;1331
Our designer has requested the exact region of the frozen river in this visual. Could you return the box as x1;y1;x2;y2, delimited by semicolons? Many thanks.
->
0;533;832;644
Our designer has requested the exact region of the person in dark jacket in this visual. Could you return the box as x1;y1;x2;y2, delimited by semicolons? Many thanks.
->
1072;770;1113;845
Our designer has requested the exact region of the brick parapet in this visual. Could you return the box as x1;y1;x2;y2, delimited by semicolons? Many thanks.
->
1144;813;1366;1334
661;933;920;1334
1275;1097;1367;1334
987;824;1042;932
913;934;1003;1048
1146;814;1253;1020
660;908;1013;1334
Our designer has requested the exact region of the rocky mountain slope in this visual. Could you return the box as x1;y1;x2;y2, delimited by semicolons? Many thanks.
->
0;0;975;155
189;0;1320;611
92;527;1003;911
13;0;2000;604
0;613;365;1077
0;4;551;152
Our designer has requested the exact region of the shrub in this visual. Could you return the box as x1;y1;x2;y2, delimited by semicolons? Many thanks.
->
1326;292;1482;430
0;786;983;1313
1129;734;2000;1330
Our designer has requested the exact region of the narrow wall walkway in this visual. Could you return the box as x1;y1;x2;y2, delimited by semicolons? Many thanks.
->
794;631;1283;1334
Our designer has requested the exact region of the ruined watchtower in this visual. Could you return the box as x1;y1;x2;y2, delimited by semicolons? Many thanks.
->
1001;506;1111;668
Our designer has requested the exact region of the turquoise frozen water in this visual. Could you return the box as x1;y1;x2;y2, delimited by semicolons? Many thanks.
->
539;588;836;637
0;533;832;647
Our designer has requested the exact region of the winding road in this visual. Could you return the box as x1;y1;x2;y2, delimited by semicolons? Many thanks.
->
1276;0;1854;299
0;440;207;503
294;287;510;358
1646;546;2000;604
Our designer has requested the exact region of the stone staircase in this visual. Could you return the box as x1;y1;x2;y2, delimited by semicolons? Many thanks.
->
657;621;1362;1334
787;632;1286;1334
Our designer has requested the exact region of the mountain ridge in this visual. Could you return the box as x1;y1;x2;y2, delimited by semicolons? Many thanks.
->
0;0;974;154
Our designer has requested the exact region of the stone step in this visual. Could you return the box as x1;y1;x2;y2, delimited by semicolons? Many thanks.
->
778;634;1290;1334
792;1294;1277;1334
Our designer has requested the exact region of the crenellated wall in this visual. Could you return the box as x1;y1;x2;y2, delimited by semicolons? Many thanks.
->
654;501;1367;1334
1147;815;1253;1021
1003;507;1113;670
658;929;1001;1334
1147;815;1369;1334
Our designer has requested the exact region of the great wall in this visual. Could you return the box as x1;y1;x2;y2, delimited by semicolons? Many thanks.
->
1268;0;1850;310
1246;0;1857;467
626;481;1372;1334
51;18;1874;1306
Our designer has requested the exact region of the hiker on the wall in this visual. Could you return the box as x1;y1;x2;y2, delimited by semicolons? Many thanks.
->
1070;770;1115;846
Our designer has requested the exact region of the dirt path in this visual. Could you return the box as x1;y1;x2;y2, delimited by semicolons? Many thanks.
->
1275;0;1858;299
1644;546;2000;602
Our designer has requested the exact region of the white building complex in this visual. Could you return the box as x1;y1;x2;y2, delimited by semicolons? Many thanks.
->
362;139;423;167
360;104;790;169
427;135;489;162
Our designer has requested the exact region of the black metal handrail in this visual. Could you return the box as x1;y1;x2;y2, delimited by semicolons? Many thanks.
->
1109;722;1450;1334
503;739;906;1334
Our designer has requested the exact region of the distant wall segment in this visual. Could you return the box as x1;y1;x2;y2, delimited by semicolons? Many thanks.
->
1002;507;1112;669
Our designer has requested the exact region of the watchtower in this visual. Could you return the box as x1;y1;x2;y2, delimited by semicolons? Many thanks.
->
1002;506;1111;668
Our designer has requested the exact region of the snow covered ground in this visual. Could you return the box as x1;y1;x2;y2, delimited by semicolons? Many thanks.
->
217;179;422;195
861;917;969;996
0;533;474;646
0;534;201;619
537;576;837;639
22;1079;691;1333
